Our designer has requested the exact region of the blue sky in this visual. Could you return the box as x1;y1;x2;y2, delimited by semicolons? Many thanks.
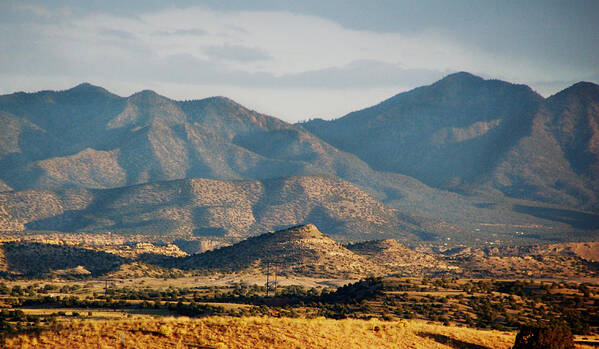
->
1;0;598;121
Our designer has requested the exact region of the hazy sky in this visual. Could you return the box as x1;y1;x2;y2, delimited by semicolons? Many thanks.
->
1;0;598;122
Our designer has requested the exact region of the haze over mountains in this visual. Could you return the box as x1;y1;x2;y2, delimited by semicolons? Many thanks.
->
1;72;598;243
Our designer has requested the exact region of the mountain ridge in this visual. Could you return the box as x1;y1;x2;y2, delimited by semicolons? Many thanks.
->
301;72;599;210
1;74;598;242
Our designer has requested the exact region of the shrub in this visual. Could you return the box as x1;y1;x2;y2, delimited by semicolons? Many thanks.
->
513;325;574;349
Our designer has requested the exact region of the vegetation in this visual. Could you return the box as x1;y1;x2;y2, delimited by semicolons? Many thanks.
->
0;276;597;333
0;274;597;347
513;324;575;349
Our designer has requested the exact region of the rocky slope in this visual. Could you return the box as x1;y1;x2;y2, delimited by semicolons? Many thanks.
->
175;224;385;277
0;176;419;241
346;239;458;275
439;242;599;279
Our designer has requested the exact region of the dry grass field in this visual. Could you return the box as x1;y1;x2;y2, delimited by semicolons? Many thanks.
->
4;315;519;349
5;314;599;348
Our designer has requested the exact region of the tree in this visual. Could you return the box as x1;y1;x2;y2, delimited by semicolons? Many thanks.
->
513;324;574;349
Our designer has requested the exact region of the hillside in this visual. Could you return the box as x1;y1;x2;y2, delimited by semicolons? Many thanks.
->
176;224;385;277
439;242;599;279
0;241;128;276
0;176;419;241
301;72;599;210
346;239;458;275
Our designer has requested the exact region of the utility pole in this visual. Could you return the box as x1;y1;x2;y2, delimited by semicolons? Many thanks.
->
273;264;278;297
265;261;270;297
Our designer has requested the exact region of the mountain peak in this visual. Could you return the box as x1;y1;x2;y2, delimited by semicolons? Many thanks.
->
271;224;323;240
551;81;599;100
435;71;485;86
71;82;95;89
65;82;112;96
442;71;482;81
207;95;237;104
129;89;162;99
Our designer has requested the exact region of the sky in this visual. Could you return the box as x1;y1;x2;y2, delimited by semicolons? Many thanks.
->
1;1;598;122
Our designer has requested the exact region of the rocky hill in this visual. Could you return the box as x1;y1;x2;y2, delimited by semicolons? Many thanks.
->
0;176;419;241
301;72;599;211
175;224;385;277
346;239;458;276
439;242;599;279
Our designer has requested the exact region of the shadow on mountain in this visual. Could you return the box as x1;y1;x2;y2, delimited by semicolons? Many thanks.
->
416;332;491;349
473;202;497;209
25;210;93;231
304;206;347;237
193;227;228;237
514;204;599;229
413;230;439;241
1;242;129;276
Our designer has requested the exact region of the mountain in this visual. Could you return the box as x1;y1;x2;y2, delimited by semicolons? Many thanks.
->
175;224;385;277
0;84;378;195
301;72;599;210
546;82;599;195
1;79;597;243
0;176;420;241
0;83;470;230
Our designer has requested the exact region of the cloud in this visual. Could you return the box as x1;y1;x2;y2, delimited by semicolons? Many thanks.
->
1;3;597;122
14;4;53;17
99;29;137;40
153;28;207;37
204;44;271;62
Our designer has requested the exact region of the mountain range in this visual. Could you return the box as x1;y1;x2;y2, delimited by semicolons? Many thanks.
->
301;72;599;210
0;72;598;243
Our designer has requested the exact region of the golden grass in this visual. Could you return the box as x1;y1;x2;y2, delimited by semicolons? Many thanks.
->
5;315;598;349
1;316;506;349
